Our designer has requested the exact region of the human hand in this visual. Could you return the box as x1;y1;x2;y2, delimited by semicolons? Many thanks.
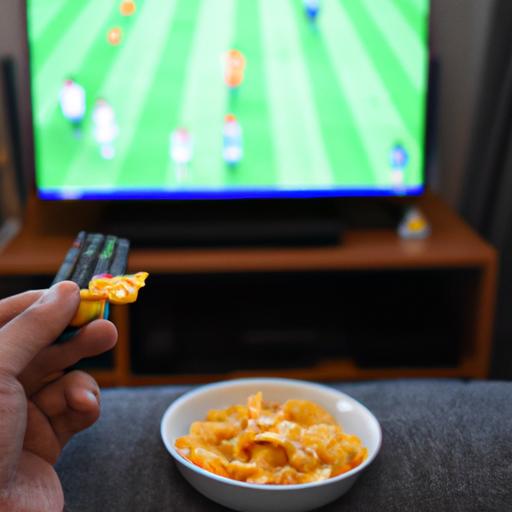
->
0;282;117;511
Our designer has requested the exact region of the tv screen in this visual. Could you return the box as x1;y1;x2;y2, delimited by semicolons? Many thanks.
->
26;0;429;200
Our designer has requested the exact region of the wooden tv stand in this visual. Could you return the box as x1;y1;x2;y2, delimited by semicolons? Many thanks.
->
0;193;497;386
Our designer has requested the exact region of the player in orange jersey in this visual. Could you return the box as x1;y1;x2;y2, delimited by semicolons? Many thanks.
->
223;49;246;90
108;27;122;46
120;0;136;16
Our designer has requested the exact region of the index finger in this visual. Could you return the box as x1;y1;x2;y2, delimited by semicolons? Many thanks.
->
0;290;44;327
0;282;80;376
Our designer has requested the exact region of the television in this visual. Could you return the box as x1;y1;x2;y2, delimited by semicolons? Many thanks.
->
25;0;430;201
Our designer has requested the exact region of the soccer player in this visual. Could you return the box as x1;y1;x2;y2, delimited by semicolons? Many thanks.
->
92;99;119;160
107;27;123;46
389;143;409;189
223;49;246;91
223;114;243;167
304;0;321;23
120;0;136;16
59;78;86;137
170;127;193;181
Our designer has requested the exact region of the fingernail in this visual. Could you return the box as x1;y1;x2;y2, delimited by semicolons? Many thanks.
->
40;285;60;304
84;390;98;405
41;282;79;304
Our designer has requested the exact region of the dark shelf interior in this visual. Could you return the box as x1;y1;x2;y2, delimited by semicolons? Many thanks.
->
130;269;477;375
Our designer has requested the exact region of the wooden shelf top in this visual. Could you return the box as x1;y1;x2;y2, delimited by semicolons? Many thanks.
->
0;193;496;275
89;355;486;387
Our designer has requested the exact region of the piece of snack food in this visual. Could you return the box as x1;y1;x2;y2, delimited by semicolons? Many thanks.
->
53;232;148;329
175;392;367;485
71;271;149;327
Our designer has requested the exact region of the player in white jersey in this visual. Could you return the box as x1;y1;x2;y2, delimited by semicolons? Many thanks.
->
170;127;193;182
223;114;243;167
59;78;86;137
92;99;119;160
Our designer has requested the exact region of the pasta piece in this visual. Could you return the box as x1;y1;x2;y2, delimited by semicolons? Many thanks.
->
247;391;263;419
282;399;337;427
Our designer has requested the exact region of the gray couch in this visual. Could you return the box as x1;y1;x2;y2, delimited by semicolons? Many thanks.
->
56;380;512;511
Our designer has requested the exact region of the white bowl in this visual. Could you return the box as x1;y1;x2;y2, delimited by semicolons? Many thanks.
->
161;378;381;512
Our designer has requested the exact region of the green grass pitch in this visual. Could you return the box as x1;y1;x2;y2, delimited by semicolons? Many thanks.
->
27;0;429;195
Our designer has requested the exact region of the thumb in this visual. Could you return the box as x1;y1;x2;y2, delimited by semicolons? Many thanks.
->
0;282;80;377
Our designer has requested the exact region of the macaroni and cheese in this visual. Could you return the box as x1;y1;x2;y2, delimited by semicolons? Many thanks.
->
175;392;367;485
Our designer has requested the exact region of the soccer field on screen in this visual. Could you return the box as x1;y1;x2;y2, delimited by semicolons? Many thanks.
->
27;0;429;198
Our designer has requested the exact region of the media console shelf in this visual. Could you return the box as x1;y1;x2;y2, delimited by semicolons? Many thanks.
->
0;193;497;386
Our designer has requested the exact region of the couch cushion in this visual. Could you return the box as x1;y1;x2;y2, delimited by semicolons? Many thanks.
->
55;380;512;511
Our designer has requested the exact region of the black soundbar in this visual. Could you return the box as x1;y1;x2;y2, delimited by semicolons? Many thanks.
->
106;217;343;248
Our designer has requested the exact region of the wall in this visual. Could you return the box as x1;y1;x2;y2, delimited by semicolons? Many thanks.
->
0;0;32;194
429;0;496;207
0;1;23;61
